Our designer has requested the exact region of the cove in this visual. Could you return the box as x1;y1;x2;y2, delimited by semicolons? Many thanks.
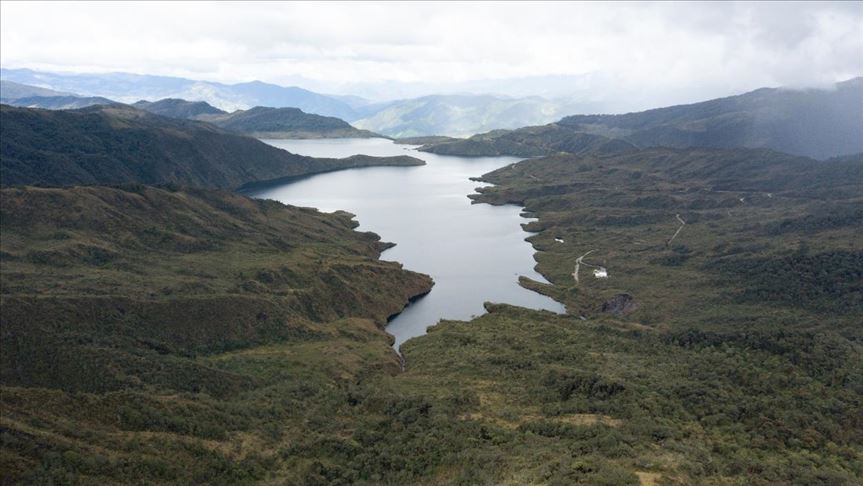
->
248;138;565;349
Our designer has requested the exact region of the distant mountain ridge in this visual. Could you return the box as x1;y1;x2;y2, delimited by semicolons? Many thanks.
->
0;104;423;189
0;80;73;99
204;106;380;139
418;124;636;158
132;99;380;139
4;69;861;156
1;83;380;140
1;69;599;138
1;68;363;119
418;78;863;160
558;77;863;160
132;98;227;118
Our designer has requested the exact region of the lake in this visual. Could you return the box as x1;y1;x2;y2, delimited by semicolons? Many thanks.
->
248;138;565;349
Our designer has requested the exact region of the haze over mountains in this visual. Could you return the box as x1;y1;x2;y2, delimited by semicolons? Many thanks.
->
0;68;604;138
4;68;861;156
3;69;862;159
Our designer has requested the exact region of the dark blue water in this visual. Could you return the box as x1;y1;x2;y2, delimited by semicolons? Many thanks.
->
248;138;565;349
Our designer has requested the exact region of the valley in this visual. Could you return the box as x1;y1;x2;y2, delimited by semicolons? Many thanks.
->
1;25;861;483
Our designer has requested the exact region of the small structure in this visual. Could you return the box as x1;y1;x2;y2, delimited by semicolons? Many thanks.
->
554;237;564;243
593;267;608;278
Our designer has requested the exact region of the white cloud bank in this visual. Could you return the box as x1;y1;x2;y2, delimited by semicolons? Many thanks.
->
2;1;861;106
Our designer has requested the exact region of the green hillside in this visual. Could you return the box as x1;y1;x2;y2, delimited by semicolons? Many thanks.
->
559;78;863;160
0;185;433;483
203;106;380;139
0;104;422;188
418;124;636;157
132;98;227;118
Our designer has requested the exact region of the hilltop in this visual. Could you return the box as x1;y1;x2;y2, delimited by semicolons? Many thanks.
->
201;106;381;139
132;98;227;118
132;99;380;139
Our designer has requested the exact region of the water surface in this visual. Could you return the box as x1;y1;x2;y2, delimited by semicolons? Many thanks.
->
249;138;565;349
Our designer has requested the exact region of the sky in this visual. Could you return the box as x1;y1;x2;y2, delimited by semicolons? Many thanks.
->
1;1;862;104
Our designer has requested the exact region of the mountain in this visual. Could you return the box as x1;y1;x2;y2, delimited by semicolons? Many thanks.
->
0;184;433;483
352;94;586;138
132;101;379;139
0;80;72;99
4;95;118;110
1;80;116;109
0;104;423;188
204;106;379;139
132;98;227;118
558;77;863;160
1;68;361;118
418;124;637;157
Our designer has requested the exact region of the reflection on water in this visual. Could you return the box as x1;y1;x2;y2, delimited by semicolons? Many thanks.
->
248;138;565;349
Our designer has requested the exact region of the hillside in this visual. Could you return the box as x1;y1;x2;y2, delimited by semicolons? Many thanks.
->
203;106;380;139
0;104;423;189
3;95;118;110
0;80;73;99
132;98;227;118
132;100;380;139
418;124;637;157
1;80;117;109
0;185;433;483
559;77;863;159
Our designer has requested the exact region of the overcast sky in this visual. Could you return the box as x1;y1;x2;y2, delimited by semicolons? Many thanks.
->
2;1;861;103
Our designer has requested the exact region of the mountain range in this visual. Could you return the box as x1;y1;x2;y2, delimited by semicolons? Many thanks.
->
418;77;863;160
1;68;362;119
558;77;863;160
1;83;381;140
1;69;595;137
3;69;862;158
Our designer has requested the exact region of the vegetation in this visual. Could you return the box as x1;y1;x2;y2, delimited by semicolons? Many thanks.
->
133;98;227;119
394;135;458;145
133;101;380;139
418;125;636;157
0;185;433;483
417;78;863;160
558;77;863;160
0;104;422;189
202;106;380;139
1;88;861;483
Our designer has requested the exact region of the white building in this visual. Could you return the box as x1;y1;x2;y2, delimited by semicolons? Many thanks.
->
593;268;608;278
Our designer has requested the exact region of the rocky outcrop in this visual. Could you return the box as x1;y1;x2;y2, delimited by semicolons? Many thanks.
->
601;293;638;316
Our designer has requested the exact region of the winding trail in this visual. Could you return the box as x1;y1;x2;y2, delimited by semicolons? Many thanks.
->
666;214;686;247
572;249;598;283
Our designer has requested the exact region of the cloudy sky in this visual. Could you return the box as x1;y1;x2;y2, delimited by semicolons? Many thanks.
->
2;1;861;105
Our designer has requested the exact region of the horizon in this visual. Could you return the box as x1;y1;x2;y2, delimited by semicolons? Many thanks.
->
2;1;862;109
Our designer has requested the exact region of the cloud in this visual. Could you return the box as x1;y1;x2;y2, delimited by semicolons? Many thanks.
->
2;1;861;105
